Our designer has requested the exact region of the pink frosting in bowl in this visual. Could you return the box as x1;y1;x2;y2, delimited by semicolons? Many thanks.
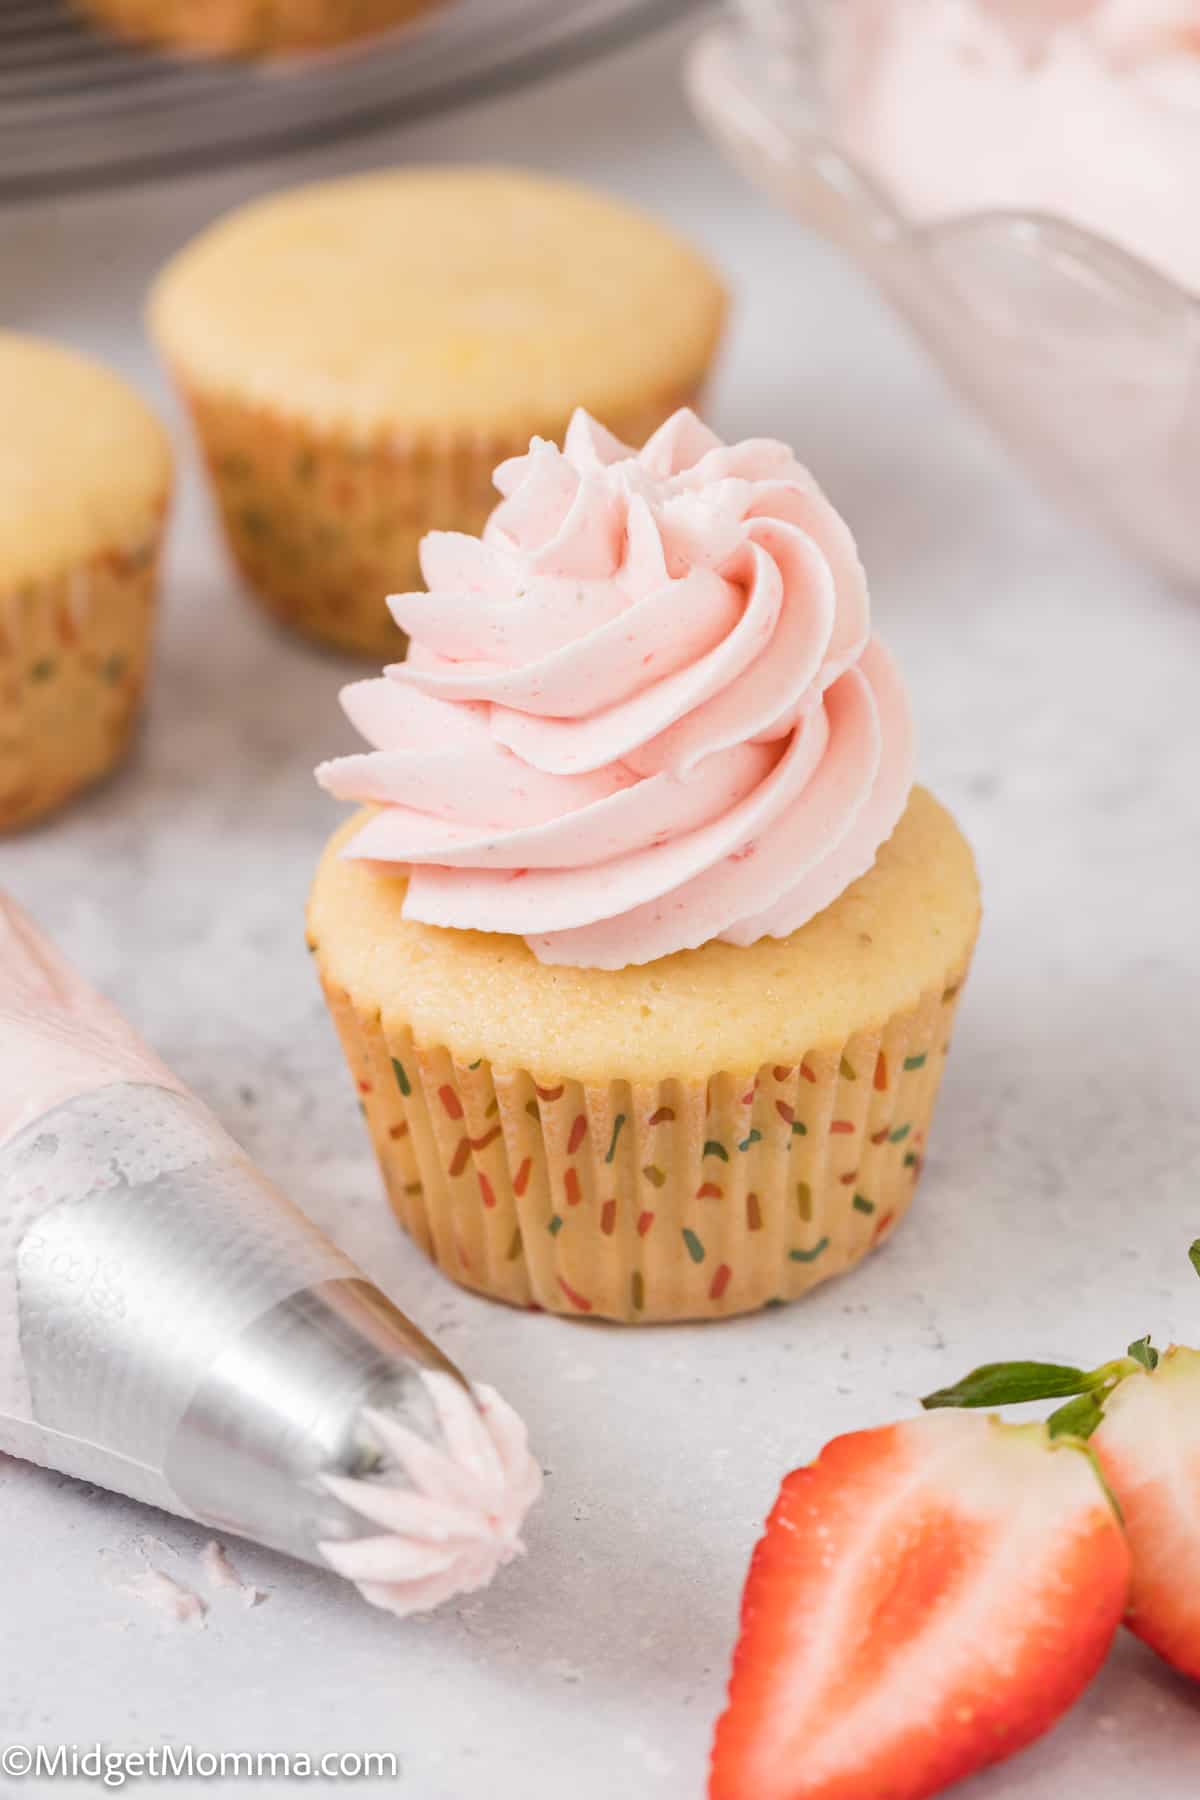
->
316;409;913;970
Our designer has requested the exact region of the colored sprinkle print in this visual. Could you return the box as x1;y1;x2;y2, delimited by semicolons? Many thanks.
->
775;1100;795;1125
870;1128;889;1146
391;1058;411;1097
601;1200;617;1237
800;1063;817;1084
564;1169;582;1207
790;1238;830;1264
404;1181;422;1197
642;1165;666;1189
631;1272;645;1312
746;1192;763;1232
525;1100;540;1121
449;1138;470;1178
605;1115;626;1163
796;1182;812;1221
536;1083;565;1102
506;1228;523;1261
470;1126;502;1152
904;1150;918;1169
356;1079;372;1096
703;1139;729;1162
557;1276;593;1314
873;1211;896;1242
839;1171;858;1186
738;1129;763;1152
696;1182;723;1200
567;1114;588;1156
791;1121;808;1138
548;1214;564;1236
773;1066;793;1082
943;984;960;1003
438;1085;463;1121
839;1056;857;1080
853;1193;876;1215
889;1123;911;1143
388;1122;408;1140
468;1058;482;1070
740;1089;755;1107
682;1228;706;1265
648;1106;676;1126
637;1210;655;1238
874;1052;889;1092
904;1053;928;1072
29;658;55;683
830;1120;855;1135
513;1157;532;1197
709;1264;732;1302
478;1173;496;1209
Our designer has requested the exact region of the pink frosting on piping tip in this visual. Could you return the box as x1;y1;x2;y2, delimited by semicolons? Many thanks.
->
318;1373;542;1619
316;409;914;968
0;893;184;1152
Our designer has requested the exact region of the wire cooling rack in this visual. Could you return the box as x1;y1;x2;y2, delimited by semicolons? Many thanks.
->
0;0;702;201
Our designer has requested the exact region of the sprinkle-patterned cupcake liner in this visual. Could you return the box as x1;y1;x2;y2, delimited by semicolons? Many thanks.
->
314;954;970;1323
0;513;167;832
174;380;710;658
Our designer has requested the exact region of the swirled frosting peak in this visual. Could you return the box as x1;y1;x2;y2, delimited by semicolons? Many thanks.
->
316;409;913;969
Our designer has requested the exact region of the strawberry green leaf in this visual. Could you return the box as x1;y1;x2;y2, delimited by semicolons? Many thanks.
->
922;1362;1091;1411
1047;1393;1105;1441
1190;1240;1200;1281
1127;1336;1159;1372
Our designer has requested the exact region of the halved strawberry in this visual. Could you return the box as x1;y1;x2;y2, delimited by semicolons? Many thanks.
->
1092;1345;1200;1680
710;1411;1129;1800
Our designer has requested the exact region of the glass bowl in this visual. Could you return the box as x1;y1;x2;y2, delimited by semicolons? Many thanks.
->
687;1;1200;586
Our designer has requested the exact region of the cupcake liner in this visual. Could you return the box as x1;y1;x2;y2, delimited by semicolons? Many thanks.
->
0;517;166;833
176;381;711;658
314;952;971;1324
75;0;441;56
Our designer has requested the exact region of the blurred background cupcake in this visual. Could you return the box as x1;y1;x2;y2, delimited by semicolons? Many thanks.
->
0;333;171;833
72;0;443;59
148;167;727;656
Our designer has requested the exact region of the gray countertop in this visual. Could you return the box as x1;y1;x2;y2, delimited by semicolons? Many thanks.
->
3;16;1200;1797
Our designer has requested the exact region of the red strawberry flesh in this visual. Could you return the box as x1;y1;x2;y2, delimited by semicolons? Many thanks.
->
1093;1344;1200;1680
710;1412;1129;1800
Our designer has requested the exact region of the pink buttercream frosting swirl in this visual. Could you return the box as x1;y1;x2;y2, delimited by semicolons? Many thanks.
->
317;409;913;969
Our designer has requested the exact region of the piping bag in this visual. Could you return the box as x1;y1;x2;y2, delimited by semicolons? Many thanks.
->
0;894;541;1617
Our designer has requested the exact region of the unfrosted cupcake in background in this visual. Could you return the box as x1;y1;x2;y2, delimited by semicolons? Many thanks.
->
74;0;442;58
307;408;980;1323
147;168;727;657
0;334;171;833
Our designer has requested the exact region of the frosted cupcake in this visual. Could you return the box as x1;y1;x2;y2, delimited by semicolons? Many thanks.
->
308;410;980;1322
0;334;172;833
74;0;441;58
148;169;726;656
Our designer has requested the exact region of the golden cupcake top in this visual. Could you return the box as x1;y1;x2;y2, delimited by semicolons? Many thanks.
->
309;788;980;1083
147;166;727;437
0;332;171;590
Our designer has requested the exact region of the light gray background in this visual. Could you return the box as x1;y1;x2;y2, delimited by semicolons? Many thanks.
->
3;14;1200;1797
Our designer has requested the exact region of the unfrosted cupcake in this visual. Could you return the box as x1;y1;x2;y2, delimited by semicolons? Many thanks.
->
148;169;727;656
74;0;441;58
0;335;172;833
308;409;980;1323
